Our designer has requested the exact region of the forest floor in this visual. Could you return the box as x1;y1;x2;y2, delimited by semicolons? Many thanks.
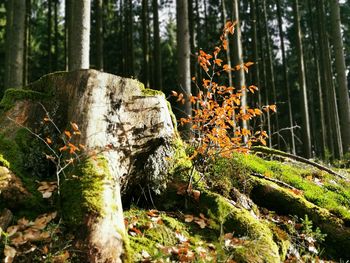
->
1;145;350;262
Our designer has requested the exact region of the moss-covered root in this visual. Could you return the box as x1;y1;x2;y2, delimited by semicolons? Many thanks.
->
61;155;129;263
251;179;350;259
199;191;281;263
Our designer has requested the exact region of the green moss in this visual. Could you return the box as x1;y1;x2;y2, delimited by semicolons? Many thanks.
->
224;153;350;222
0;88;49;111
0;155;10;168
250;178;350;259
198;191;280;262
166;100;178;130
138;81;164;97
61;155;109;225
269;223;291;260
0;130;47;216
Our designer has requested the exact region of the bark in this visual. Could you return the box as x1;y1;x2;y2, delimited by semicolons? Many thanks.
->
54;0;59;71
176;0;192;137
308;0;327;158
262;0;279;147
317;0;343;158
330;0;350;153
141;0;150;88
48;0;52;72
5;0;26;89
69;0;90;70
256;1;271;147
0;70;177;262
96;0;104;71
293;0;312;158
232;0;247;132
23;0;31;86
276;0;296;154
250;0;262;128
153;0;162;90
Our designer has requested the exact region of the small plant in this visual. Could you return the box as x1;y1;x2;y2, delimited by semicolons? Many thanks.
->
172;21;273;161
8;103;85;195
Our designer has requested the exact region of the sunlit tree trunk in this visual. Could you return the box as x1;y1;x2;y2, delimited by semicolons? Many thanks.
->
152;0;162;90
330;0;350;153
69;0;90;70
96;0;104;71
176;0;191;137
293;0;312;158
141;0;150;88
262;0;279;148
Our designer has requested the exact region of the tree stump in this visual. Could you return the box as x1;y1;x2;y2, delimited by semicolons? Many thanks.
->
0;70;177;262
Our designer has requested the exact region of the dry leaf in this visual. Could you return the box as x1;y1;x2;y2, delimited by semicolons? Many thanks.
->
192;190;201;201
184;214;194;223
4;245;16;263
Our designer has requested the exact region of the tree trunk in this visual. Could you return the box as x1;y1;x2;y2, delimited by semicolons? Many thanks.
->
54;0;59;71
317;0;343;158
293;0;312;158
232;0;247;132
141;0;150;88
176;0;192;137
96;0;104;71
307;0;327;158
4;0;26;89
69;0;90;70
330;0;350;153
152;0;162;90
0;70;177;262
48;0;52;72
276;0;296;154
250;0;262;129
262;0;279;148
23;0;31;86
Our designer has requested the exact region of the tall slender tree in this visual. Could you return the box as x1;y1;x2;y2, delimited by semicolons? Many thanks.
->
48;0;52;72
96;0;103;71
293;0;312;158
153;0;162;90
317;0;343;158
276;0;296;154
4;0;26;89
141;0;150;88
232;0;247;132
262;0;279;147
176;0;191;136
69;0;90;70
330;0;350;153
307;0;327;158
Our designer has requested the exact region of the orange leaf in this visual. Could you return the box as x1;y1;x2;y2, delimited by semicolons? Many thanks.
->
70;122;79;131
59;145;68;152
46;138;52;144
64;130;72;138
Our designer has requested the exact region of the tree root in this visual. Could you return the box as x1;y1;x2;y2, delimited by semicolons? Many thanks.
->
251;146;346;179
250;172;296;190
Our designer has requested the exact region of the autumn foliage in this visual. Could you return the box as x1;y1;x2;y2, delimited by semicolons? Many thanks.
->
172;21;275;158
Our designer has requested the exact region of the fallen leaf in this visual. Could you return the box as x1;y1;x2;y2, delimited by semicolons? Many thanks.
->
4;245;16;263
192;190;201;201
184;214;194;223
